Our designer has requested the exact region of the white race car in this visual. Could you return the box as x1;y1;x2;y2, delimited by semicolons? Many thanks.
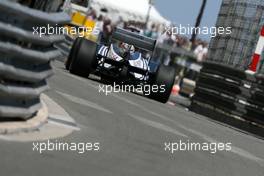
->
66;27;176;103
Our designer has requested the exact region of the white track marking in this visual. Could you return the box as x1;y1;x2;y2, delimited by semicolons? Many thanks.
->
55;63;264;165
48;114;75;123
110;93;139;106
48;119;80;131
56;91;112;114
0;135;12;140
128;113;188;138
110;93;264;164
140;110;264;165
48;114;80;131
58;68;98;89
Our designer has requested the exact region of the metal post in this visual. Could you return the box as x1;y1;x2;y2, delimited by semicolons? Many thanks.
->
145;0;153;28
249;26;264;72
191;0;207;49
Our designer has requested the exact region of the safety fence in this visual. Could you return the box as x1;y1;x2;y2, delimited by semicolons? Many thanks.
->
0;1;69;120
208;0;264;70
190;62;264;137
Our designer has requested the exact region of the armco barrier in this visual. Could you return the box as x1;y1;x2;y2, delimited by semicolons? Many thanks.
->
190;62;264;137
0;1;69;120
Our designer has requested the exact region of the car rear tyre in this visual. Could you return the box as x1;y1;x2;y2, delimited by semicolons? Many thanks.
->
65;37;82;70
69;38;98;77
149;65;176;103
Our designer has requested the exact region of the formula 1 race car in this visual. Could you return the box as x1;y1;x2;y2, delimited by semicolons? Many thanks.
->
65;27;176;103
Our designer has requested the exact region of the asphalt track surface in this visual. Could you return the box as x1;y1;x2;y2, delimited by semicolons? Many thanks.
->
0;61;263;176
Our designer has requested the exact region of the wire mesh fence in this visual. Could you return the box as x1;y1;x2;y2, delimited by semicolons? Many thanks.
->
208;0;264;72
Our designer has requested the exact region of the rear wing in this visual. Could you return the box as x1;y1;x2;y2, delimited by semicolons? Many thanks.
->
111;27;156;51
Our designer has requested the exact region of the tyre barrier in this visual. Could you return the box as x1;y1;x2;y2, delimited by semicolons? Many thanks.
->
54;34;74;59
190;61;264;138
256;74;264;86
0;1;70;120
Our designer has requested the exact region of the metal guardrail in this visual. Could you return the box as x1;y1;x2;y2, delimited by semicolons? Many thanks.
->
190;62;264;137
0;1;70;120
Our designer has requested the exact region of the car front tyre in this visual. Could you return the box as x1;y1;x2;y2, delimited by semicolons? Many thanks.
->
65;37;82;70
69;38;98;78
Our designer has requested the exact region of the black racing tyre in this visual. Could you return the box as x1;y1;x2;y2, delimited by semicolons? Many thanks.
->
120;66;129;81
69;38;98;77
65;37;82;70
150;65;176;103
66;37;81;70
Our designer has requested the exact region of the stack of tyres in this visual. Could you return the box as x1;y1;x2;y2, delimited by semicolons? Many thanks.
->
246;75;264;126
190;62;264;138
190;0;264;137
0;1;69;120
191;62;250;116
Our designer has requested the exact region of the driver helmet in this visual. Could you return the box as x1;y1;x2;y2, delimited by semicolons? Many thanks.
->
119;42;135;55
